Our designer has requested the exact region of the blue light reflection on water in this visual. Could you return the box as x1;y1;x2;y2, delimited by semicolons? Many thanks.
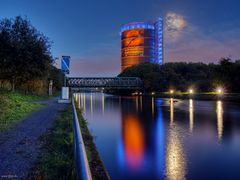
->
117;136;125;170
155;99;165;178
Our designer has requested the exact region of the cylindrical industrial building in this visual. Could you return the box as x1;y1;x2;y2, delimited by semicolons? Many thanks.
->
120;22;155;71
120;18;164;72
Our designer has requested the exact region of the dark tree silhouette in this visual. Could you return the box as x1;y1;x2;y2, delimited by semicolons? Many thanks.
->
0;16;55;92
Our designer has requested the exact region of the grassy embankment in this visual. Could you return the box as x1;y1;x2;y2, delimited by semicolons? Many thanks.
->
30;103;109;180
0;92;44;132
29;105;75;180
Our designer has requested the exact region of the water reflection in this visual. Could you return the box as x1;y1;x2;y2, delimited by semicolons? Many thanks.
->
90;93;93;115
170;98;174;125
102;93;105;114
189;99;194;133
152;97;155;117
122;114;144;169
135;97;139;113
73;93;240;180
167;98;186;180
166;126;186;180
140;96;143;112
216;101;224;140
156;100;165;177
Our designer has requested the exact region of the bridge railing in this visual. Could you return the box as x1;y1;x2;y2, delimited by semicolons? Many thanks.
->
72;98;92;180
68;77;143;89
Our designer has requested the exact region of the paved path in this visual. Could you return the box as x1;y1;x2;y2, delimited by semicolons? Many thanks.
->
0;99;68;179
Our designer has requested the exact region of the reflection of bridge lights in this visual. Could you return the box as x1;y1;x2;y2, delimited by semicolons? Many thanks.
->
77;94;80;109
83;93;86;114
189;99;194;133
102;94;105;114
216;101;223;140
90;93;93;115
123;115;144;169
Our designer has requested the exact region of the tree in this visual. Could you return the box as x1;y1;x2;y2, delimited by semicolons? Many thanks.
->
118;59;240;93
0;16;53;91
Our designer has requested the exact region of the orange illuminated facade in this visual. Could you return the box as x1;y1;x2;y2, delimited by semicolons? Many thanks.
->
121;28;155;71
120;19;164;71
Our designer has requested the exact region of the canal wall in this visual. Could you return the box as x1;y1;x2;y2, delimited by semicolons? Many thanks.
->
73;100;110;180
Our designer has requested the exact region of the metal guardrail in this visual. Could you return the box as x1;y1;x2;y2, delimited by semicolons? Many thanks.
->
72;98;92;180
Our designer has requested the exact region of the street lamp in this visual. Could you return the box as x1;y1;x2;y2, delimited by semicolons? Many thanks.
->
189;89;194;94
217;88;223;95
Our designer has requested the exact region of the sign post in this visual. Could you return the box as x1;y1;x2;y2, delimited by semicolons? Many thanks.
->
58;56;71;103
48;80;53;96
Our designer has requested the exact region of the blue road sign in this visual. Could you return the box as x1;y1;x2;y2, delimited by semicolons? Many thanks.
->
61;56;70;74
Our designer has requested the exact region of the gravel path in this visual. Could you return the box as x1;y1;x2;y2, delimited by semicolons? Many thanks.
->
0;99;68;179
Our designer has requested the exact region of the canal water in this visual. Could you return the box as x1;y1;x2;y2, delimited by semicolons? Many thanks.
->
74;93;240;180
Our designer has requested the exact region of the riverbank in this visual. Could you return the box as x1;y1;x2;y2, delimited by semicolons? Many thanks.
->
105;90;240;102
0;92;45;132
0;98;67;179
76;107;110;180
148;92;240;102
30;102;110;179
29;105;75;179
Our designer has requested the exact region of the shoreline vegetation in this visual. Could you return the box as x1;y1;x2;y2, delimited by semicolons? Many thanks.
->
119;59;240;94
132;92;240;103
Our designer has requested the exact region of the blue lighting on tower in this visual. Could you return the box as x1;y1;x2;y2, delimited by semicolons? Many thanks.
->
154;17;164;64
120;17;164;71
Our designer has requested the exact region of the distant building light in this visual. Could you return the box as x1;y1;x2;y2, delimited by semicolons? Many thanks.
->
151;92;155;95
170;90;174;94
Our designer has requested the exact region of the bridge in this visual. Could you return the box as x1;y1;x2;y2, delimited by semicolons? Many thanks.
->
67;77;143;89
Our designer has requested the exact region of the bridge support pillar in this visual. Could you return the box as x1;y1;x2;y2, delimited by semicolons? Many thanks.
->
58;87;71;103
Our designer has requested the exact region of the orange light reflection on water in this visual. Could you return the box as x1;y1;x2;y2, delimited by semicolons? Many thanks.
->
123;115;145;169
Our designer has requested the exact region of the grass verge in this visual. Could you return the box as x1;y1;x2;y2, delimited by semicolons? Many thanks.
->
0;92;44;132
29;105;75;180
76;108;110;180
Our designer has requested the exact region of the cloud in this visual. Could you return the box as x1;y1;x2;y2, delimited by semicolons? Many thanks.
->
165;12;187;42
165;29;240;63
164;12;240;63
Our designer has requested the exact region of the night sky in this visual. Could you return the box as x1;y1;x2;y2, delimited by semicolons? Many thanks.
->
1;0;240;77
